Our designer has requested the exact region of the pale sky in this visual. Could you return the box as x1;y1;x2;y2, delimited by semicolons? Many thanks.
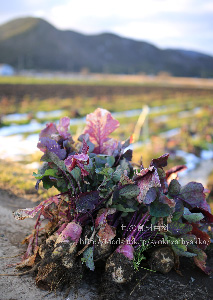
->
1;0;213;55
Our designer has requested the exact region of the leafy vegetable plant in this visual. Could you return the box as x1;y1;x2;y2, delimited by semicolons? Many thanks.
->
12;108;212;290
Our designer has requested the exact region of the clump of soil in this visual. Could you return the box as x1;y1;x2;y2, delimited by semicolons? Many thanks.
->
148;247;175;274
105;251;134;283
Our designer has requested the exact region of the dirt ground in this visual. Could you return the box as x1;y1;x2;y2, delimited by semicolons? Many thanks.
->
1;83;213;101
0;188;213;300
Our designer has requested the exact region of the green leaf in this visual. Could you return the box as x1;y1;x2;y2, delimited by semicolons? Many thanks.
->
33;168;59;180
120;158;131;174
179;234;197;244
95;155;107;168
183;212;204;223
42;177;54;190
95;167;114;177
168;179;181;196
82;247;95;271
112;167;123;182
107;156;115;167
55;178;68;193
172;244;196;257
172;211;183;221
166;236;197;257
150;199;171;217
119;184;140;200
85;157;95;175
112;203;136;212
151;216;157;225
33;162;48;177
70;167;81;182
45;151;66;171
40;153;52;162
183;207;204;223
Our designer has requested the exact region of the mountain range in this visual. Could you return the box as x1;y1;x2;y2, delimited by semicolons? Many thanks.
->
0;17;213;77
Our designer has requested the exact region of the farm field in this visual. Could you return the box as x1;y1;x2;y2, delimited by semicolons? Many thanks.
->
0;75;213;208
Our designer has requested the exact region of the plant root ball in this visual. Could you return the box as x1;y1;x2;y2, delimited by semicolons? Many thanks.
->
36;256;82;291
36;258;69;290
105;251;134;284
36;242;80;290
148;247;175;274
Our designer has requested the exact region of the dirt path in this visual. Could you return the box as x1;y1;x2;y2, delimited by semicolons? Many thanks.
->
0;189;213;300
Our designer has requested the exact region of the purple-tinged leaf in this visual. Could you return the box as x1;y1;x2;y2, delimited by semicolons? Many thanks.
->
156;168;168;193
76;191;99;213
144;187;157;205
180;182;206;208
57;117;72;141
13;196;59;220
83;108;119;154
188;245;212;275
134;167;161;203
81;138;89;154
78;133;95;152
168;221;192;236
64;142;89;176
174;199;184;214
39;122;58;139
102;138;119;155
199;198;211;213
159;194;176;208
190;207;213;224
37;137;66;159
150;153;169;169
190;223;211;250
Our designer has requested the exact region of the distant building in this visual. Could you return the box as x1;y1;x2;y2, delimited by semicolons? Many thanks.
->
0;64;15;76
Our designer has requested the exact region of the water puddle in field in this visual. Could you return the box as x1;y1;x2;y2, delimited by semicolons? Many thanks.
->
0;104;200;137
0;120;44;136
2;109;64;122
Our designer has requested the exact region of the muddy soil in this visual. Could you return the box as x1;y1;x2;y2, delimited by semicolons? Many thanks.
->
0;188;212;300
1;84;213;101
